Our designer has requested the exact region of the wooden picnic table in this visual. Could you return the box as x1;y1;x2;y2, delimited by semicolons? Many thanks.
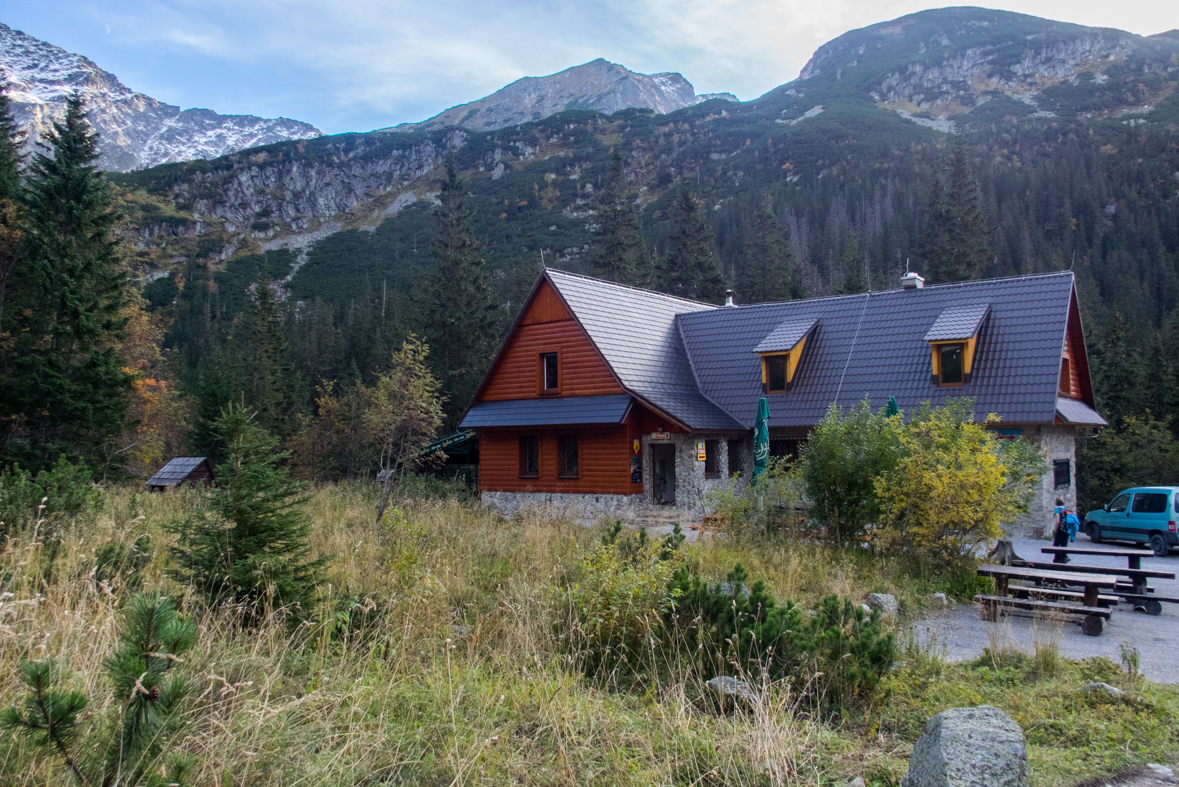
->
1041;545;1155;570
977;564;1119;607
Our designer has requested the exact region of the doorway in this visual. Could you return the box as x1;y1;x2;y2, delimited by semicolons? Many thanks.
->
652;444;676;505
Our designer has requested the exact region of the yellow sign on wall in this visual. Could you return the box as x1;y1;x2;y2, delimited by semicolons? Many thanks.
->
633;439;641;454
697;441;706;461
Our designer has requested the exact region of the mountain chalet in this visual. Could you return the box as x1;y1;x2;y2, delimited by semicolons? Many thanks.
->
459;269;1104;534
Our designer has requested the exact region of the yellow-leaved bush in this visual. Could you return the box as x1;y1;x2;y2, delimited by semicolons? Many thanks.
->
873;400;1045;569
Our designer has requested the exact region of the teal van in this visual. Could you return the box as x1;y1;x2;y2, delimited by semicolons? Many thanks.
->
1084;487;1179;557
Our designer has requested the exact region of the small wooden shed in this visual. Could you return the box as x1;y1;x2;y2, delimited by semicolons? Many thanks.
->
145;457;215;492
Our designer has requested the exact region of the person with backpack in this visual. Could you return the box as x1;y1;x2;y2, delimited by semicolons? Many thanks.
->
1052;497;1081;562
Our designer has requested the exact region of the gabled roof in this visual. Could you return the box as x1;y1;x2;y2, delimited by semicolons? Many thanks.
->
544;270;743;431
677;272;1087;429
754;317;819;354
146;457;210;486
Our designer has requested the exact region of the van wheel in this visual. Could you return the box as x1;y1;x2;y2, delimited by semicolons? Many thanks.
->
1087;522;1102;544
1149;533;1169;558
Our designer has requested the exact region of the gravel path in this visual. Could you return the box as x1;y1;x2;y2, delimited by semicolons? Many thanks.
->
909;536;1178;683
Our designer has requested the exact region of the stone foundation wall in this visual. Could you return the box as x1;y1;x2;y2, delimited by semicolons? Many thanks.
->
1012;425;1077;539
641;432;750;510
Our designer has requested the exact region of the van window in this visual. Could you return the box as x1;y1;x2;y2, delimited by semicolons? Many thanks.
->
1131;492;1167;514
1109;494;1130;513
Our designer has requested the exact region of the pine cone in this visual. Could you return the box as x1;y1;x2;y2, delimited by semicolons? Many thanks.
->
148;685;160;702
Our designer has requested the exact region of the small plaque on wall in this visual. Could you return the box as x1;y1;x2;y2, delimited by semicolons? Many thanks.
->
651;432;670;440
697;441;706;461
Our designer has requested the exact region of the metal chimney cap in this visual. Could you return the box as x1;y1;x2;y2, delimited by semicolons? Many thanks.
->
900;271;925;289
724;289;737;307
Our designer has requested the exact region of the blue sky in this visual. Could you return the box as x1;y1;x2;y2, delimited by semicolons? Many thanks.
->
6;0;1178;135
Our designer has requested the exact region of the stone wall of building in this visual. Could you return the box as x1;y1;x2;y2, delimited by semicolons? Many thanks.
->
1012;425;1077;538
641;433;750;511
482;490;648;521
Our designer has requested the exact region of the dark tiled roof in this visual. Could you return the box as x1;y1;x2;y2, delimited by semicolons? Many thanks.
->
546;270;743;431
460;394;633;427
1056;397;1108;426
923;303;992;342
754;317;819;353
146;457;208;486
677;273;1077;429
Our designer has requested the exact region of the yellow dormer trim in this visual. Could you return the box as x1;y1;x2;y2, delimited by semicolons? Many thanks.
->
760;336;808;393
930;335;977;386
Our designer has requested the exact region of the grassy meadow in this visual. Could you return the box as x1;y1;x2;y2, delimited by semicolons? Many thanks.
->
0;483;1174;786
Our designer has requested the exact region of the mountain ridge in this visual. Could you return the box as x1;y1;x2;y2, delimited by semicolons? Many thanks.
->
0;22;322;172
389;58;737;133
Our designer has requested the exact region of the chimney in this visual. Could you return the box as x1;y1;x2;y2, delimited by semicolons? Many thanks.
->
724;289;736;307
900;270;925;290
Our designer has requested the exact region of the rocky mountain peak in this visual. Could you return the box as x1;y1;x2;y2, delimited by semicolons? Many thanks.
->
0;22;321;172
391;58;737;133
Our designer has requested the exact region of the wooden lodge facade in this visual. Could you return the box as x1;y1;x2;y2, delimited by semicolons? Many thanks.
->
460;269;1105;532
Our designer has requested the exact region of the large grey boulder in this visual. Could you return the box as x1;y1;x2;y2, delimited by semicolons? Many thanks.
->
901;705;1028;787
866;593;899;619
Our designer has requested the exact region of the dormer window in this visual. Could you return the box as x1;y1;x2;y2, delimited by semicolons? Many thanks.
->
755;318;818;394
924;304;989;387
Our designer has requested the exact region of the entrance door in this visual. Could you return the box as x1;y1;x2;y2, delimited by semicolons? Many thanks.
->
652;444;676;505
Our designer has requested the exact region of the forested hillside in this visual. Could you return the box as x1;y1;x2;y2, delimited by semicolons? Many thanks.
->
75;8;1179;496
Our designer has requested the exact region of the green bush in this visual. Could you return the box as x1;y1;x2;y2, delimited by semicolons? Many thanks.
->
800;398;899;546
667;563;896;712
0;455;100;532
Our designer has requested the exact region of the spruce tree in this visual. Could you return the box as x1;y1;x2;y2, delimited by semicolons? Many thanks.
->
229;271;296;437
737;196;801;303
2;92;133;470
421;155;496;426
1089;312;1141;429
917;136;989;284
171;403;322;618
591;150;646;285
0;82;25;384
657;183;724;303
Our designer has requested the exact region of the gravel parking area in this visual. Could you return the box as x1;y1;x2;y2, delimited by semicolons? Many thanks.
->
909;536;1179;683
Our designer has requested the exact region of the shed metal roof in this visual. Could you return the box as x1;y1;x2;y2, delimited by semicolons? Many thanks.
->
754;317;819;354
146;457;209;487
460;394;634;428
923;303;992;342
677;273;1081;429
1056;397;1107;426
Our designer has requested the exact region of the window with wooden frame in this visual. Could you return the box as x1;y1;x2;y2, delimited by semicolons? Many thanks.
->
924;303;989;388
727;439;744;476
539;352;560;395
519;436;539;478
557;435;579;478
1059;357;1072;395
755;318;817;395
704;440;720;478
1053;459;1070;489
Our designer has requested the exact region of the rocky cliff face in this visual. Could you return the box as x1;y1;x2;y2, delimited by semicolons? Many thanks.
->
792;9;1174;125
0;23;321;172
391;58;737;133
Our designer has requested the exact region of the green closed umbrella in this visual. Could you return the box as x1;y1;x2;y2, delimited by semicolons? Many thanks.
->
753;397;771;477
886;396;899;417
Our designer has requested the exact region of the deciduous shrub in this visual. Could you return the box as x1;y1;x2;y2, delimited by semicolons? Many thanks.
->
800;399;899;546
874;400;1044;569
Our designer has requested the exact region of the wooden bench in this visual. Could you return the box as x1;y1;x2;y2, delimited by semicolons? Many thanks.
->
977;564;1119;607
1023;560;1175;596
974;594;1110;636
1014;586;1120;608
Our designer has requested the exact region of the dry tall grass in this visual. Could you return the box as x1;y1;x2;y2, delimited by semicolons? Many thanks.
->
4;484;889;786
